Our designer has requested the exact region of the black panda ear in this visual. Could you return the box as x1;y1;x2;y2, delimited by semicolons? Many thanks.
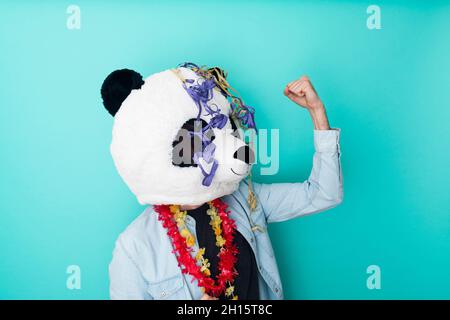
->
101;69;144;116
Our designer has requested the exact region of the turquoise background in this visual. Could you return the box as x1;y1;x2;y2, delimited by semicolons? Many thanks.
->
0;1;449;299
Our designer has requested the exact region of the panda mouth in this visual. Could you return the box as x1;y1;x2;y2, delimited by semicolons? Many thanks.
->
231;168;248;176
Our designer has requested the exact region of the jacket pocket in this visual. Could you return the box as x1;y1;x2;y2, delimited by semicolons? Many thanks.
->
147;275;184;300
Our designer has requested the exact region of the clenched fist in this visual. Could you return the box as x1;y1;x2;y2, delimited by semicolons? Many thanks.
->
284;75;330;130
284;76;323;110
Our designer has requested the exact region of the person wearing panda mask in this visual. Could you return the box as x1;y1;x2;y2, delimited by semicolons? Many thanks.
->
102;63;343;300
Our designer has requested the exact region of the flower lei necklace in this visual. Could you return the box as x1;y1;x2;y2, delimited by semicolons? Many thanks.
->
154;198;239;299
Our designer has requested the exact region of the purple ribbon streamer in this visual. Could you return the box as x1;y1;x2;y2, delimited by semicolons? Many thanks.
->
231;98;257;132
183;78;216;119
193;143;218;187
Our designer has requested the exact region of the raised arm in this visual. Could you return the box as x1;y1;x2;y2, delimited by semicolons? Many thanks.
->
254;76;343;223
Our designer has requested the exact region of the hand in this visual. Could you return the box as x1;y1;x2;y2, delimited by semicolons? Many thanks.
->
284;76;323;110
284;75;330;130
200;293;218;300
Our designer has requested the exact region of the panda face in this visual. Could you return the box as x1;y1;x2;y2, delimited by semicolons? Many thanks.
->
102;65;256;206
171;116;254;182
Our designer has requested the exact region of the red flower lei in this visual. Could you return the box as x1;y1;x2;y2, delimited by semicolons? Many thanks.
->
154;199;239;297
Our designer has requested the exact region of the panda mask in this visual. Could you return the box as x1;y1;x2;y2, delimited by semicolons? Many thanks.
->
101;63;257;206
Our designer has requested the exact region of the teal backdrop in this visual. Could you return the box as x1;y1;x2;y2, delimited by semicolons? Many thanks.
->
0;1;449;299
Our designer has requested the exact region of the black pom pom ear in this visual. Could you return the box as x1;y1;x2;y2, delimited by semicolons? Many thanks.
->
101;69;144;116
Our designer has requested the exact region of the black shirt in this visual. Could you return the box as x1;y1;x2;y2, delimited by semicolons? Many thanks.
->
186;203;260;300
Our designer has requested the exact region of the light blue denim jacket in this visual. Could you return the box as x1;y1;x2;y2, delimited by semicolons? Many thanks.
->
109;129;343;300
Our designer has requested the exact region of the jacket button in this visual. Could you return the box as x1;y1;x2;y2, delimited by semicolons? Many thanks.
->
161;291;166;297
250;238;254;243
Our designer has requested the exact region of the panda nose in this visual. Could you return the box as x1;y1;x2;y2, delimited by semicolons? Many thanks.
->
233;145;255;165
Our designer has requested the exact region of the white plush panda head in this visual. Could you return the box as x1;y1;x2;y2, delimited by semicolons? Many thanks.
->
101;63;257;206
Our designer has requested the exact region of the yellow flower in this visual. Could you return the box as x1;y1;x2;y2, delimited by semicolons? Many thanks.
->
171;205;187;224
213;226;221;237
216;235;226;247
175;211;186;221
210;215;221;225
200;259;211;276
195;248;205;261
225;285;234;297
186;234;195;247
180;228;190;238
202;268;211;277
232;295;238;300
180;228;195;247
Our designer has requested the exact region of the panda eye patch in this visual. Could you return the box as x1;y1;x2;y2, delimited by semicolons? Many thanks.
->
172;118;215;167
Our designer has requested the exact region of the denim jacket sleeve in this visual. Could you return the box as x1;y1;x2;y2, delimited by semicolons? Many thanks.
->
253;129;343;223
109;235;152;300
